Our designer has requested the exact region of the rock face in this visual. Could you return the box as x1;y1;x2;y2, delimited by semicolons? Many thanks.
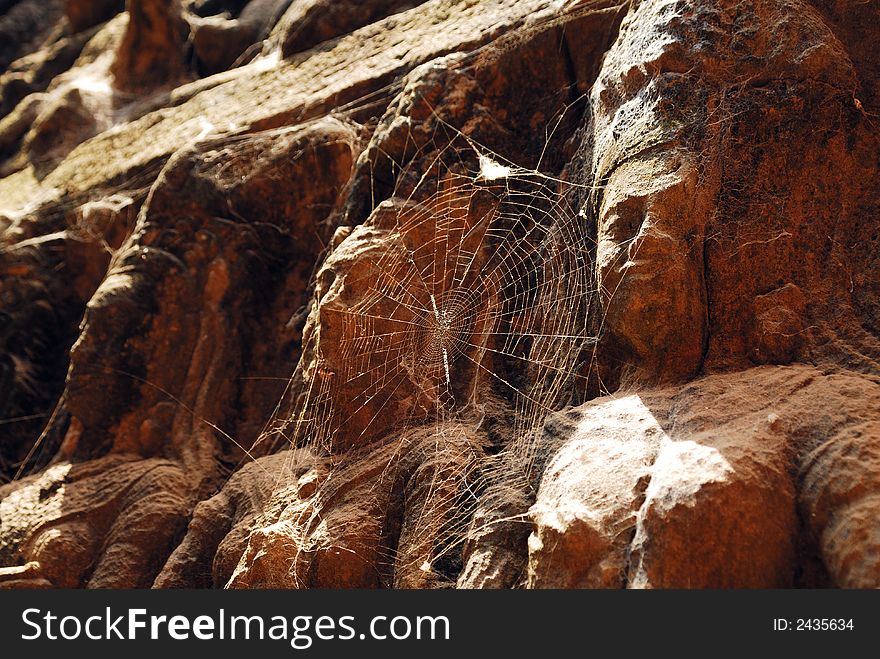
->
189;0;291;75
65;0;125;34
0;0;878;589
528;367;880;588
110;0;190;92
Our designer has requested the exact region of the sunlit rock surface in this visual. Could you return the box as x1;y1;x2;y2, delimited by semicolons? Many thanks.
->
0;0;878;588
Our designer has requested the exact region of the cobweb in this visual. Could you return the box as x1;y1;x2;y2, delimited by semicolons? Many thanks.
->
2;3;612;585
309;161;593;440
267;82;602;584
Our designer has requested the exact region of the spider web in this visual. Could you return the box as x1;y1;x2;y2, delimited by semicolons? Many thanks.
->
1;2;617;586
269;88;602;584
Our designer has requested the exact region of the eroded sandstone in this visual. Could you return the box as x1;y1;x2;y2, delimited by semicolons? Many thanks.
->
0;0;877;589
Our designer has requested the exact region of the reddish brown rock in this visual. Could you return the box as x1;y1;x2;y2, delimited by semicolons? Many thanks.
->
528;366;880;588
0;0;878;591
1;14;126;176
154;450;322;588
111;0;190;92
62;118;359;482
221;424;485;589
625;379;798;589
799;404;880;588
0;455;191;588
0;27;96;121
271;0;426;58
750;283;808;365
24;87;100;174
0;190;134;478
457;486;532;589
527;402;659;588
64;0;124;33
580;0;880;389
189;0;290;75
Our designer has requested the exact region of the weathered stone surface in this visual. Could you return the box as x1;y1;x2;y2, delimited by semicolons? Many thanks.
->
0;0;65;74
154;449;321;588
582;0;879;389
0;14;125;177
189;0;290;75
799;395;880;588
25;88;100;174
527;366;880;589
0;0;576;206
0;455;191;587
270;0;425;58
65;0;124;33
0;190;135;477
457;486;532;589
528;401;659;588
205;424;485;589
62;118;358;483
110;0;190;92
0;0;878;590
0;27;96;121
